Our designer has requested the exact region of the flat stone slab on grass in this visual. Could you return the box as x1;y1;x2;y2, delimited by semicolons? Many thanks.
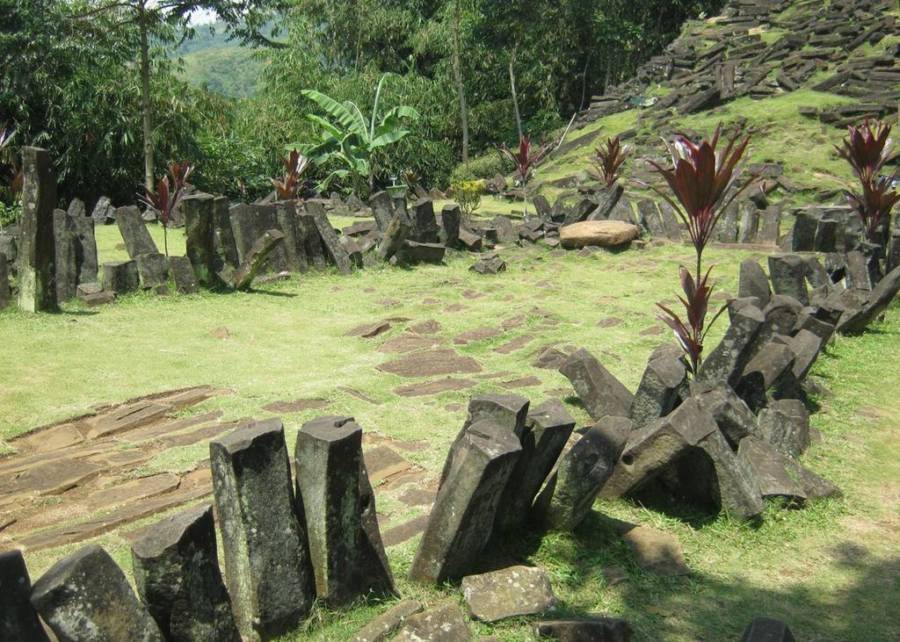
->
454;326;502;345
262;398;330;413
352;600;423;642
461;565;556;622
408;319;442;334
501;376;542;389
494;335;535;354
622;525;689;576
345;320;393;338
379;335;444;354
560;220;639;249
390;602;472;642
393;378;477;397
377;349;482;377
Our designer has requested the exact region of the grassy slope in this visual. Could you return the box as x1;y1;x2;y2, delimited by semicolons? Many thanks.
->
179;46;264;98
1;224;898;641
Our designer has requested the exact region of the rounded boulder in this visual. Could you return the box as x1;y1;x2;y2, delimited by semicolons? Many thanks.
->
560;220;640;249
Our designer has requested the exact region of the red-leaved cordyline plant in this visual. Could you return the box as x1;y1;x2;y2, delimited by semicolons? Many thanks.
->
590;136;630;188
499;135;553;216
836;120;898;244
139;161;194;257
644;124;753;376
271;150;309;200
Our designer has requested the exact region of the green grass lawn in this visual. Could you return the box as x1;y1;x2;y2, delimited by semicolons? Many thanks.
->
1;222;897;640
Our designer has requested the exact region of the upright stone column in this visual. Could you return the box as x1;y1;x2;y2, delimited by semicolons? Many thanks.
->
182;193;220;287
30;544;164;642
0;254;9;310
116;205;159;258
18;146;57;312
212;195;240;270
0;550;50;641
294;416;394;605
131;504;240;642
410;420;522;584
54;209;78;302
210;419;314;641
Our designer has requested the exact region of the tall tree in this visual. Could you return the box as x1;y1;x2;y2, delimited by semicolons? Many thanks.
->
451;0;469;165
73;0;286;190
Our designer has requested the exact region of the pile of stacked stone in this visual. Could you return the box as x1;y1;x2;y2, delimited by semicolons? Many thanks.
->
2;415;396;641
577;0;895;128
556;251;900;521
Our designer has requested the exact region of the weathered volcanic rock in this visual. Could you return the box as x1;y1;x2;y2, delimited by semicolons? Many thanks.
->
768;254;809;305
31;544;164;642
390;602;471;642
168;255;200;294
461;565;556;622
131;504;240;642
630;346;688;428
560;220;639;248
560;348;633;420
697;304;764;387
837;264;900;334
0;550;50;642
741;617;796;642
757;399;809;458
18;147;58;312
182;193;221;287
533;617;632;641
351;599;423;642
231;229;285;291
116;205;159;259
101;260;139;295
738;259;771;307
693;384;759;448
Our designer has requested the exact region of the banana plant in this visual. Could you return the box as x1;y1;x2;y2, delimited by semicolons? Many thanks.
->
298;74;419;197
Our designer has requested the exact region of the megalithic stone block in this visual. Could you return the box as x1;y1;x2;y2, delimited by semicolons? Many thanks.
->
306;202;353;274
295;211;328;269
440;204;461;248
210;419;315;640
439;394;530;486
411;198;440;243
18;146;58;312
693;384;759;448
275;201;309;273
585;183;624;223
738;259;771;307
135;253;170;291
791;210;818;252
495;399;576;532
697;304;764;388
229;203;290;273
758;204;781;245
0;550;50;642
116;205;159;259
182;193;221;287
294;416;394;605
738;437;839;504
212;196;240;270
369;191;394;232
773;328;823;388
629;346;688;428
735;342;796;411
54;209;78;302
131;504;240;642
72;214;98;285
741;617;796;642
377;210;411;261
534;415;630;530
737;202;760;243
168;255;200;294
231;229;285;291
757;399;809;459
559;348;633;421
837;263;900;334
31;544;165;642
768;254;809;305
410;420;522;584
101;260;139;295
0;254;9;310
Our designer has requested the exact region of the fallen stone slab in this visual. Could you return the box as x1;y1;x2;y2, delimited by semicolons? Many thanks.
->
697;304;764;387
621;524;689;576
308;202;354;274
393;378;476;397
560;220;639;248
230;229;286;291
31;544;164;642
741;617;796;642
757;399;810;459
294;417;394;605
390;602;472;642
534;416;630;530
693;384;759;448
377;348;482;378
736;342;796;411
398;240;446;264
131;503;239;642
461;565;556;622
560;348;633;420
345;320;392;338
0;550;50;642
471;255;507;274
352;599;423;642
210;419;314;640
533;617;632;641
410;419;521;584
837;264;900;334
116;205;159;259
738;259;771;307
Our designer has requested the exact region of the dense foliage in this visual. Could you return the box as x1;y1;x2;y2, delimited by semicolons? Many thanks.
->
1;0;723;206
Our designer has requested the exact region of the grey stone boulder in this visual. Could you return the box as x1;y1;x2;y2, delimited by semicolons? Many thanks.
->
389;602;471;642
470;255;507;274
693;384;759;448
135;253;170;291
168;255;200;294
837;264;900;335
757;399;810;458
439;204;461;248
461;565;556;622
101;260;139;295
535;416;630;530
629;345;688;428
31;544;164;642
768;254;809;305
738;259;771;307
533;617;632;641
559;348;633;420
0;550;50;642
697;304;764;388
131;504;239;642
352;600;423;642
736;342;796;411
737;437;838;505
741;617;796;642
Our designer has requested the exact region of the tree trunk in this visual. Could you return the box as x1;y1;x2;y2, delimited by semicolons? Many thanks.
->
139;13;154;192
509;45;523;141
452;0;469;165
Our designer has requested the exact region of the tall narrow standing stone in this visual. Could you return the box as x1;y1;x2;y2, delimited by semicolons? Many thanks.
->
410;420;522;584
440;203;461;248
276;201;309;273
210;419;315;641
212;196;240;270
0;254;9;310
0;550;50;642
72;215;98;284
294;417;394;605
54;209;78;302
183;193;220;287
131;504;240;642
306;202;353;274
18;146;57;312
31;544;164;642
629;346;688;428
116;205;159;259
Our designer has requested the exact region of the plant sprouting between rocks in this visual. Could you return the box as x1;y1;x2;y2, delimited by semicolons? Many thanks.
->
140;161;193;257
589;135;630;188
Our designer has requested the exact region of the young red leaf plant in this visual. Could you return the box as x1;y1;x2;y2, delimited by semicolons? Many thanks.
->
271;150;309;200
499;135;553;216
589;135;630;188
644;124;753;375
139;161;194;258
835;120;898;245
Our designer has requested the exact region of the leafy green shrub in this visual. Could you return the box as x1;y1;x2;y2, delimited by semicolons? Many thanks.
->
0;201;21;229
452;152;512;182
450;179;484;221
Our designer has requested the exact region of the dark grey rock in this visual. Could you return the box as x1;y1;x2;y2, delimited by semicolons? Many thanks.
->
377;210;411;261
31;544;164;642
116;205;158;259
791;210;818;251
584;184;624;223
758;205;781;245
390;603;471;642
54;209;78;302
410;419;521;583
209;419;315;639
0;254;9;310
275;201;309;273
737;202;759;243
231;229;285;291
461;565;556;622
758;399;809;458
307;202;353;274
844;250;875;291
768;254;809;305
369;191;395;232
131;504;240;642
630;346;688;428
741;617;796;642
411;199;440;243
535;416;630;530
697;304;764;388
71;215;98;285
398;240;446;264
736;342;795;411
440;204;461;248
101;260;139;295
559;348;633;420
457;226;483;252
814;218;839;253
183;193;221;287
229;203;290;273
693;384;759;448
168;256;199;294
837;264;900;334
135;253;170;291
470;255;506;274
18;147;58;312
0;550;50;642
294;416;394;605
212;196;240;270
492;215;519;244
533;617;632;641
351;599;422;642
738;260;771;306
90;196;116;225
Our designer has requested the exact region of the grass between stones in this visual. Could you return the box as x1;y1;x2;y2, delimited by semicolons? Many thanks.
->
1;224;897;640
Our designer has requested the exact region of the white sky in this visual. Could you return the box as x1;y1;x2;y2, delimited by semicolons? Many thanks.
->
189;9;217;25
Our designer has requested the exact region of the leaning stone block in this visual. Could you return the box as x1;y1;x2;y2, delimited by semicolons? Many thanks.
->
368;191;394;232
54;209;78;302
231;229;285;291
0;550;50;642
736;342;795;411
116;205;159;259
741;617;796;642
758;399;809;459
697;304;764;388
768;254;809;305
440;204;461;248
168;255;200;294
535;416;630;530
131;504;240;642
18;146;58;312
494;399;576;532
737;437;829;505
629;345;688;428
411;198;440;243
210;419;314;640
307;202;353;274
693;384;759;448
559;348;633;420
31;544;164;642
837;264;900;334
398;240;446;264
738;259;771;307
0;254;9;310
377;210;411;261
275;201;308;273
410;419;521;584
294;416;394;605
101;260;139;295
212;196;240;269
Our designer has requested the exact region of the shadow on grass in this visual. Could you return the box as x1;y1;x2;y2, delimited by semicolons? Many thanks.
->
478;511;898;641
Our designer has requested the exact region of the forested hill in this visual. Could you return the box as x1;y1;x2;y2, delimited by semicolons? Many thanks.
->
176;22;267;98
